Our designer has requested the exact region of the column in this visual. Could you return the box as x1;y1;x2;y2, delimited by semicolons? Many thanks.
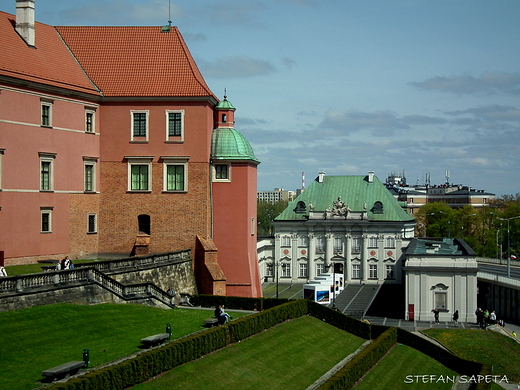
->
325;232;334;269
291;233;298;283
361;234;368;282
345;234;352;282
308;233;315;280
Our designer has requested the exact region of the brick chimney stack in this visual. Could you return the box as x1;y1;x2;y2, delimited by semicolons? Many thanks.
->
16;0;35;47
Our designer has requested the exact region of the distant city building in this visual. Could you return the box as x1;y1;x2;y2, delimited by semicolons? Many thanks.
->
257;188;296;203
385;172;495;214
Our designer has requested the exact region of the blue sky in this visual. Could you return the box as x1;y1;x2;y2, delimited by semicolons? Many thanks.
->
3;0;520;196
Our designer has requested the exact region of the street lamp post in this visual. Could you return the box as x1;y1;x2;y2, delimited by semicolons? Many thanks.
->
500;216;520;278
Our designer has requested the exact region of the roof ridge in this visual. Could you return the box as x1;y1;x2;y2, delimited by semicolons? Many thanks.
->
54;27;103;97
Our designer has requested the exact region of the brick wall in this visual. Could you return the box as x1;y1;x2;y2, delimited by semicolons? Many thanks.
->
98;161;211;257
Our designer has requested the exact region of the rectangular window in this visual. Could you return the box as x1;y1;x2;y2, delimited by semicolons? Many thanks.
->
166;165;184;191
352;264;360;279
316;236;325;253
41;100;53;127
84;164;94;192
299;263;308;278
165;110;184;142
168;112;182;136
0;149;4;190
351;237;361;253
131;111;149;141
299;235;308;247
266;263;273;277
316;263;324;276
85;109;96;133
434;292;447;310
333;237;343;252
281;235;291;247
131;165;149;190
385;237;395;248
41;208;53;233
386;265;394;279
87;214;97;233
369;237;378;248
282;263;291;278
39;153;56;192
215;164;229;180
369;264;377;279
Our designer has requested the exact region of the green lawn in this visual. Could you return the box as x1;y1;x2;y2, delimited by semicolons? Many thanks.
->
5;259;96;276
355;344;458;390
423;328;520;383
0;303;249;390
132;316;366;390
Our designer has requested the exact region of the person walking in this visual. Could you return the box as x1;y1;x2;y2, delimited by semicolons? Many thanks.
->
453;310;459;327
432;308;440;324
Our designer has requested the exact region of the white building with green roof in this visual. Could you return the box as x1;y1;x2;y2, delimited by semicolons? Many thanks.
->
258;171;416;286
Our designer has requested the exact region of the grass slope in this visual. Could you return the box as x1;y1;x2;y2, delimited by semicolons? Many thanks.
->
132;316;366;390
354;344;457;390
423;328;520;382
0;303;248;390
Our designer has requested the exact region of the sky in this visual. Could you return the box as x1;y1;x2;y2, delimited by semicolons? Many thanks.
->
2;0;520;196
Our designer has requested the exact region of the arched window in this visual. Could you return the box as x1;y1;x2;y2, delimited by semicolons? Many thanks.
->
222;114;227;123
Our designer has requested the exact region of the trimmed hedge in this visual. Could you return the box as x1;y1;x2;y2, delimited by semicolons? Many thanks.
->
44;298;492;390
45;300;307;390
189;294;291;311
318;328;398;390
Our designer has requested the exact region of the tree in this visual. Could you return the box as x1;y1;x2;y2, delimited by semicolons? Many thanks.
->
257;200;288;236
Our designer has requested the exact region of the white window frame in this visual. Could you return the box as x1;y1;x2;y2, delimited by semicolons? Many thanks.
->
41;207;53;233
386;264;395;279
281;235;291;247
127;156;153;192
39;152;56;192
333;237;343;252
316;236;325;253
369;264;378;279
130;110;149;142
85;108;96;133
299;262;308;278
281;263;291;278
352;264;360;279
316;263;324;276
165;110;184;142
351;236;361;253
87;213;97;234
385;237;395;248
161;156;188;192
369;236;378;248
213;163;231;182
83;157;97;192
41;99;53;127
299;235;308;247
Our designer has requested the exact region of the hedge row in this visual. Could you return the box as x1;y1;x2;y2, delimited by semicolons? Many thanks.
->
189;294;291;311
318;328;398;390
45;300;308;390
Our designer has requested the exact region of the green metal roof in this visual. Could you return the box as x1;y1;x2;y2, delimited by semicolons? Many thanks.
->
275;174;414;222
215;98;236;111
211;127;259;162
405;238;475;256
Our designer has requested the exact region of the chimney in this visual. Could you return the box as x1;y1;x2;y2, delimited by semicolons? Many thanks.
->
368;171;374;183
16;0;35;47
318;171;325;183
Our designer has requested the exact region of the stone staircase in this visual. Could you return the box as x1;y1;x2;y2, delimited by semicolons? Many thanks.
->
331;284;381;317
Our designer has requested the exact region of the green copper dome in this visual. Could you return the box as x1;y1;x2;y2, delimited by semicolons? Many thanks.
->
215;97;236;111
211;127;259;163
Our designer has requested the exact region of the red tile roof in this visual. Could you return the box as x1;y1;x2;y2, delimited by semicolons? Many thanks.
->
0;11;100;96
56;26;216;98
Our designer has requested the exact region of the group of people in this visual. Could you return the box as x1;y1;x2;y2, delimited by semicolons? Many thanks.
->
55;256;73;270
214;305;231;325
431;308;460;326
475;307;504;329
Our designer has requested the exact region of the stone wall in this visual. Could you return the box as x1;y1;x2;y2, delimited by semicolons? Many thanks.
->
0;251;197;312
